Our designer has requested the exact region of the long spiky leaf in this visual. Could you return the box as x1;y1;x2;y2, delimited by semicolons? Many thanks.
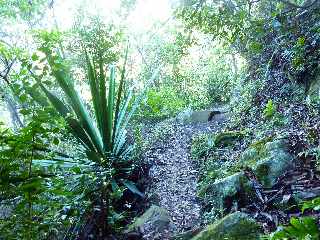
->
45;52;104;155
106;66;115;151
86;51;103;133
113;44;129;144
98;53;109;152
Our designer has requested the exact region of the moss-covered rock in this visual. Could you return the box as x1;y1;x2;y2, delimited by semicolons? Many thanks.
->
240;138;294;188
128;205;170;234
173;228;203;240
253;139;294;188
191;130;244;160
199;172;253;215
214;130;245;147
308;73;320;101
198;138;294;221
192;212;261;240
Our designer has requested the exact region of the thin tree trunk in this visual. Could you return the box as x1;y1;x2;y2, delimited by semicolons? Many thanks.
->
2;93;23;130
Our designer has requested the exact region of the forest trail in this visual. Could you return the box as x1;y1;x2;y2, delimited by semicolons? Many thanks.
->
142;109;228;239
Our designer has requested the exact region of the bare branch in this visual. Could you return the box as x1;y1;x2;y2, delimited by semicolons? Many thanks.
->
277;0;318;9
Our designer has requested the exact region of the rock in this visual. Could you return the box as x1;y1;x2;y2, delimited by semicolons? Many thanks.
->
307;73;320;101
253;139;294;188
127;205;170;234
191;130;244;159
176;108;193;123
198;139;294;221
177;110;224;124
173;227;203;240
293;188;320;202
240;139;294;188
239;147;262;168
190;110;214;123
214;131;244;147
199;172;252;213
192;212;261;240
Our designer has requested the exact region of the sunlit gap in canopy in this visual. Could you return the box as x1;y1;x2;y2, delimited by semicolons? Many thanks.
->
53;0;173;32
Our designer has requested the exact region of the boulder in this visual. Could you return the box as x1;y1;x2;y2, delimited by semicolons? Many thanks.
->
307;73;320;101
199;172;252;213
190;110;214;123
198;139;294;221
253;139;294;188
173;227;203;240
214;131;244;147
293;188;320;202
192;212;261;240
239;139;294;188
127;205;170;234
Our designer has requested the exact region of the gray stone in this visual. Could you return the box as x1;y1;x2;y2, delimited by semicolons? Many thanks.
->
308;73;320;100
239;139;294;188
214;130;244;147
128;205;170;234
192;212;261;240
190;110;213;123
253;139;294;188
293;189;320;202
199;172;252;210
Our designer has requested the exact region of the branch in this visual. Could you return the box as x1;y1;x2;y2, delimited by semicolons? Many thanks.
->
278;0;318;9
0;58;15;84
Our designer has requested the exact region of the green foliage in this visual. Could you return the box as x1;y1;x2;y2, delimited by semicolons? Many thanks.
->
270;217;319;240
137;86;186;119
267;196;320;240
0;0;48;20
291;36;307;72
2;19;157;234
136;33;240;121
0;109;91;239
191;133;216;160
191;130;246;198
37;35;133;163
263;99;275;119
71;16;123;65
177;0;320;125
302;197;320;213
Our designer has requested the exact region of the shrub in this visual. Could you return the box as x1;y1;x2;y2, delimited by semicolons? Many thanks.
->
33;38;152;234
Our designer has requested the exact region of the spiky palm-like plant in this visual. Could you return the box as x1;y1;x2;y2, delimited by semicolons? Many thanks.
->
35;45;156;233
37;44;156;201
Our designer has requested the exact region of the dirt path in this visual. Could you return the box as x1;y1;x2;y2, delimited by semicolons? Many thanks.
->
142;111;227;239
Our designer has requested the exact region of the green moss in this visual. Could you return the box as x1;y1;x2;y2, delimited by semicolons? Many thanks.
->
249;136;273;156
194;131;249;205
214;130;245;147
199;172;251;209
128;205;170;232
192;212;261;240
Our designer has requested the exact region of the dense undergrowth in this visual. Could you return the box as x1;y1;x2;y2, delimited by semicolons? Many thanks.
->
180;0;320;239
0;0;320;239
